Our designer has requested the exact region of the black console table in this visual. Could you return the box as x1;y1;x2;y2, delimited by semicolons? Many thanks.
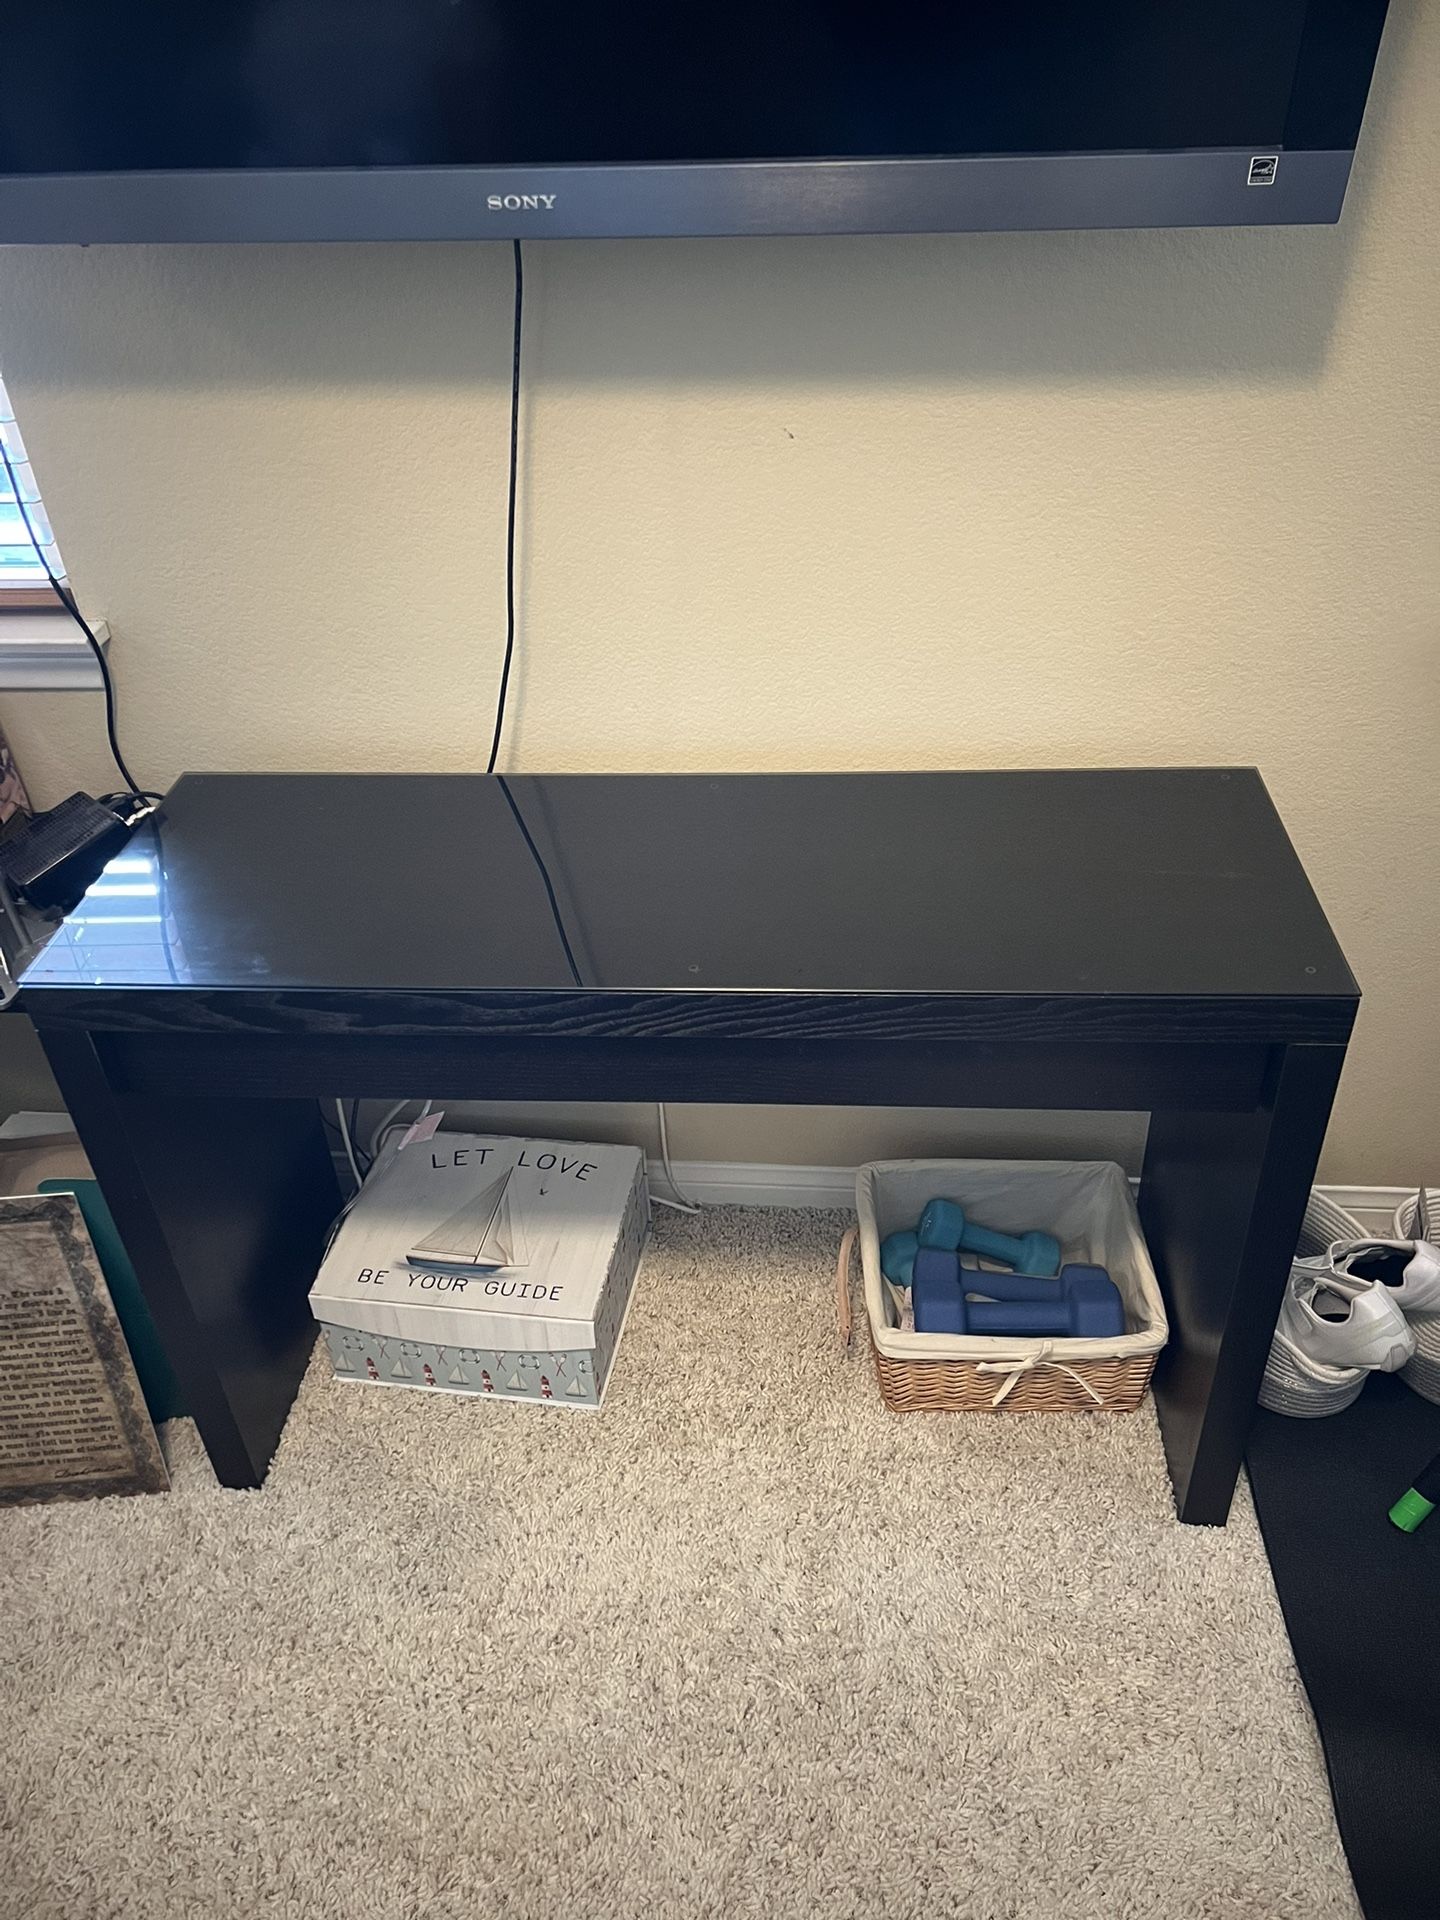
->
17;770;1358;1524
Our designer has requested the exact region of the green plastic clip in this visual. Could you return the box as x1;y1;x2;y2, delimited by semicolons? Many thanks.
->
1388;1488;1436;1534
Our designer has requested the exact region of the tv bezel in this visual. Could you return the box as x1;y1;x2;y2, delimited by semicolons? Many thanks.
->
0;147;1361;243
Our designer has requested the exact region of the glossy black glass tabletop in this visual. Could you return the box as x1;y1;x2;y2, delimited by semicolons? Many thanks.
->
16;770;1357;1002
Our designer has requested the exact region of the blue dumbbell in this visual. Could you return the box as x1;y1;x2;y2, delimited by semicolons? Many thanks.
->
916;1198;1060;1278
912;1248;1124;1338
880;1230;919;1288
959;1269;1074;1304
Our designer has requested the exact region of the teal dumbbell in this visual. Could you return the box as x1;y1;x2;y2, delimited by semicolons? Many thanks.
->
916;1199;967;1250
916;1197;1060;1278
880;1230;919;1288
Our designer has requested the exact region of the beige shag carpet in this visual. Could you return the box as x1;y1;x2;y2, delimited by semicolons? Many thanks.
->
2;1208;1355;1920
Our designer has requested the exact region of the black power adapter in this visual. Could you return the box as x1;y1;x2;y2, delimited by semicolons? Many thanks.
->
0;792;138;913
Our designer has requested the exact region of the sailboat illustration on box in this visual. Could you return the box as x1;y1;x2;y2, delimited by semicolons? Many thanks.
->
410;1165;530;1271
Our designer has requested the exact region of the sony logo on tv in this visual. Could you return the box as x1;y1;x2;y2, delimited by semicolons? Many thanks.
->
487;193;558;212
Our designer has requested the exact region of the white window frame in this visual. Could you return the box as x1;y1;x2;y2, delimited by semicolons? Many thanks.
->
0;371;108;687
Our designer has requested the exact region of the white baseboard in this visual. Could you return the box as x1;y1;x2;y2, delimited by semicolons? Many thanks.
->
651;1160;857;1210
288;1134;1423;1240
29;1088;1410;1232
650;1160;1413;1237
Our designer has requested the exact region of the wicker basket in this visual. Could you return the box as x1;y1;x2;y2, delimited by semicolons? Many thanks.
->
842;1159;1168;1414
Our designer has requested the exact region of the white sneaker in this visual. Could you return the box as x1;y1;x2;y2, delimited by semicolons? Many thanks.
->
1277;1266;1416;1373
1260;1191;1387;1418
1326;1239;1440;1316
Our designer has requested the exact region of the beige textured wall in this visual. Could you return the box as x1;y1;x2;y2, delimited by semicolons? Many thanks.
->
0;5;1435;1182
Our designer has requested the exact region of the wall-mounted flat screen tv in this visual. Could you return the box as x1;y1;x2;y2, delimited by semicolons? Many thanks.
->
0;2;1392;242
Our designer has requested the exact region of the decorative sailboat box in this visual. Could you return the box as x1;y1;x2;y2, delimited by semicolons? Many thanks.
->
309;1131;649;1407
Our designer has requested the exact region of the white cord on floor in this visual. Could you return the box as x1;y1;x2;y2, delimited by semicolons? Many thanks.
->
349;1097;697;1215
655;1102;700;1214
367;1100;410;1162
335;1098;363;1191
366;1097;436;1163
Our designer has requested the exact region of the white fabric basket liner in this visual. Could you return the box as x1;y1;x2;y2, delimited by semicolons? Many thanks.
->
856;1158;1168;1365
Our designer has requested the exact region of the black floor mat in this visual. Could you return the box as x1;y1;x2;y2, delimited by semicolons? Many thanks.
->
1247;1373;1440;1920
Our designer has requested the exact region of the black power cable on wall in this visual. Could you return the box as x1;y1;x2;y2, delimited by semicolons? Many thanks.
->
5;240;525;798
485;238;525;775
0;430;151;801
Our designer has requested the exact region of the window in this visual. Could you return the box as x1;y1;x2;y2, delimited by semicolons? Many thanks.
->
0;373;107;687
0;371;64;607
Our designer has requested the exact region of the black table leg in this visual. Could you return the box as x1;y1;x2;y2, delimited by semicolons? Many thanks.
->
1140;1043;1347;1524
37;1029;343;1489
